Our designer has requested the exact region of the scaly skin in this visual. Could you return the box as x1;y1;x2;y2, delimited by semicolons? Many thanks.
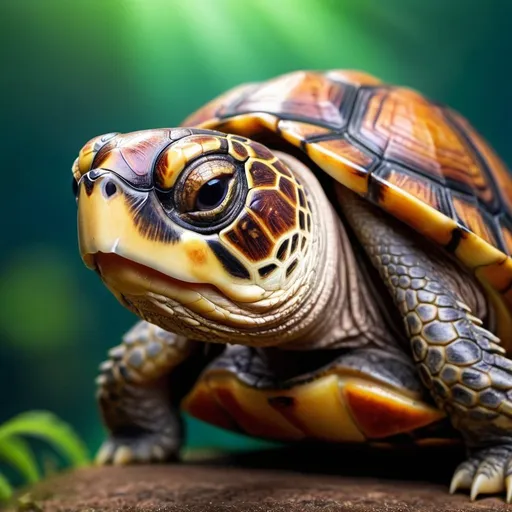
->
95;321;194;465
339;185;512;502
205;343;424;396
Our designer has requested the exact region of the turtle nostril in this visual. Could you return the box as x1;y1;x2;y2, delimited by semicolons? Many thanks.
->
104;181;118;198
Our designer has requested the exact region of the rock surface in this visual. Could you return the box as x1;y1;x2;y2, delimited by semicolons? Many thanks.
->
4;445;511;511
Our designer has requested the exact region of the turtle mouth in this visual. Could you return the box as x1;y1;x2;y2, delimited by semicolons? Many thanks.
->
86;252;265;335
89;252;218;297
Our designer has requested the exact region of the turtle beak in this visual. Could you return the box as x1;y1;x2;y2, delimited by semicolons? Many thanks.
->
76;169;205;300
76;169;186;281
76;169;262;304
77;169;142;272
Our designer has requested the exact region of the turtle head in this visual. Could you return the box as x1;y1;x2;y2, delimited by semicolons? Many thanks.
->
73;128;318;345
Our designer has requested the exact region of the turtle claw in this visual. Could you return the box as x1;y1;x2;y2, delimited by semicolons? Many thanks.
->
450;447;512;502
507;475;512;504
95;433;180;466
449;459;477;494
95;440;115;466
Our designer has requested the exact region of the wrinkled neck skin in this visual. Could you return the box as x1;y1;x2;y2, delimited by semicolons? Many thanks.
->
273;153;390;351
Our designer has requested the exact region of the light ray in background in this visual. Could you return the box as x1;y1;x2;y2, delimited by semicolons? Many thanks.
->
176;0;271;79
121;0;269;123
255;0;382;72
122;0;397;125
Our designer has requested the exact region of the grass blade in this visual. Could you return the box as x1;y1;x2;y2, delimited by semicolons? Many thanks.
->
0;436;39;484
0;411;89;466
0;473;13;501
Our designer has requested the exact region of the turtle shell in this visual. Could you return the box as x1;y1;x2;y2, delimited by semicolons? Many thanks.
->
181;347;455;445
182;70;512;349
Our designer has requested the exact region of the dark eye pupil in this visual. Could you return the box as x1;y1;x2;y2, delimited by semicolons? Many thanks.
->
196;177;229;210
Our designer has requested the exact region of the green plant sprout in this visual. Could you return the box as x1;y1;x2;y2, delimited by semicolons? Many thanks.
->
0;411;89;501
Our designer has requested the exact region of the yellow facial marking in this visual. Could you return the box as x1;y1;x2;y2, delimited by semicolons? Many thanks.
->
77;137;98;175
78;175;264;304
72;157;81;182
75;132;119;178
155;135;224;190
154;145;187;190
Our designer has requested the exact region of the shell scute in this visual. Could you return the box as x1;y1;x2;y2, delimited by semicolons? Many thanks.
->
180;379;237;431
451;194;499;247
447;108;512;216
350;89;495;206
343;382;445;439
370;163;452;217
181;367;450;444
278;120;332;147
306;136;375;195
223;70;355;130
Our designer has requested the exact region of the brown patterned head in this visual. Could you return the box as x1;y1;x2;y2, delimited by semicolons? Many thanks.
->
73;128;314;343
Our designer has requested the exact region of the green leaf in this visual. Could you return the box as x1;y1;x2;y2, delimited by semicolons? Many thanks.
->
0;472;13;501
0;411;89;466
0;436;39;484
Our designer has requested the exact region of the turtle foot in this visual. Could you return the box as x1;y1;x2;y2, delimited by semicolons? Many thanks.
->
95;431;181;466
449;445;512;502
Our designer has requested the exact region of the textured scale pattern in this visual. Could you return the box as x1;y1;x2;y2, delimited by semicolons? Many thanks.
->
340;188;512;501
183;69;512;347
220;135;312;285
353;208;510;418
95;321;191;465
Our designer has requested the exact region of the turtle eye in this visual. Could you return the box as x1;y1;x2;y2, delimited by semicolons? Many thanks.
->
176;158;237;222
195;176;231;211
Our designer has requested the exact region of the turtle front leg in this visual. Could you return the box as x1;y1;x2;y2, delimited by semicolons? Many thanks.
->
340;188;512;502
95;320;196;465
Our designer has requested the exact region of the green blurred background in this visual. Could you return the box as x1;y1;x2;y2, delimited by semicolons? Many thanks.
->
1;0;512;458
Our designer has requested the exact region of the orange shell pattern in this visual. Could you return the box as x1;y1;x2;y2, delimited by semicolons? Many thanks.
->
183;70;512;348
181;368;451;445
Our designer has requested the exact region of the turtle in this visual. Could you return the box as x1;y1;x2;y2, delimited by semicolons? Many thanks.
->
72;70;512;502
